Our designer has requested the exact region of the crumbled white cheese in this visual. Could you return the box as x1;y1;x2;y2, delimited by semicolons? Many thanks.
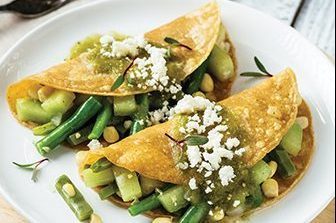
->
235;148;246;157
187;146;202;168
172;95;214;115
218;166;236;187
87;139;103;150
225;137;240;150
177;162;189;170
147;101;170;125
233;200;241;208
188;178;198;190
205;187;213;194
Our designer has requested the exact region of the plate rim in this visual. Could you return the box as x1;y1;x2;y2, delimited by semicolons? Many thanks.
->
0;0;334;222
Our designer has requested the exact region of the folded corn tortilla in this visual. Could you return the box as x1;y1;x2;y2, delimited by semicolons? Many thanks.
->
78;68;314;220
7;2;236;129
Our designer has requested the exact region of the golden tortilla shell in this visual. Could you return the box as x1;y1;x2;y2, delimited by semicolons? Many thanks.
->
79;68;301;185
7;2;226;129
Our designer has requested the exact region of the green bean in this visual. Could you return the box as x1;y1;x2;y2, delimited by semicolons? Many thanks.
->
178;202;210;223
130;94;149;135
67;124;93;146
36;96;102;155
183;59;208;94
91;158;113;173
88;99;113;140
99;184;118;200
128;193;161;216
55;175;93;221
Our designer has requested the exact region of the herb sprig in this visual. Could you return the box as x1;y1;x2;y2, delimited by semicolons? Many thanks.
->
164;37;193;51
13;158;49;182
240;57;273;77
165;133;209;146
111;57;137;91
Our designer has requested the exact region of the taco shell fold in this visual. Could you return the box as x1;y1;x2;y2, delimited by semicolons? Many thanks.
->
80;68;302;185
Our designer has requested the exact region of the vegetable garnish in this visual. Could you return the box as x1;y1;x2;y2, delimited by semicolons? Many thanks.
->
184;135;209;146
12;158;49;182
164;37;193;51
111;57;137;91
240;57;273;77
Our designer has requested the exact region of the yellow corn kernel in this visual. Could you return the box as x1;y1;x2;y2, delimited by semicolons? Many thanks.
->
103;126;119;143
262;179;279;198
123;120;133;130
90;213;102;223
37;86;54;102
62;183;76;198
152;217;173;223
212;208;225;221
27;84;42;99
192;91;206;98
268;161;278;178
296;116;309;129
200;73;215;93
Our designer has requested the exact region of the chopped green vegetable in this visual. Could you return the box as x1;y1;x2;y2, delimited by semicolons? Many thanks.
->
91;158;113;173
113;96;137;116
183;59;208;94
35;97;102;155
270;149;297;178
98;184;118;200
16;98;52;124
82;167;115;188
178;202;209;223
280;123;303;156
41;90;75;116
33;122;57;136
250;160;272;185
140;175;165;196
112;166;142;202
67;124;93;146
88;99;113;140
208;45;234;81
246;184;263;208
128;193;161;216
55;175;93;221
158;185;189;213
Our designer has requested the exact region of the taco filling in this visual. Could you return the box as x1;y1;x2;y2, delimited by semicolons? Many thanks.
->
7;2;236;155
78;69;314;222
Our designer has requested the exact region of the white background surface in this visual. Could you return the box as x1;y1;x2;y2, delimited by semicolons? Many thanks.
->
0;0;335;223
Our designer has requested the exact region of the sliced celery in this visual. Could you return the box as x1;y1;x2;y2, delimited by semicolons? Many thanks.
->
140;175;165;196
16;98;52;124
250;160;272;185
98;184;118;200
158;185;189;213
41;90;75;116
113;96;137;116
82;167;115;188
112;166;142;202
280;123;303;156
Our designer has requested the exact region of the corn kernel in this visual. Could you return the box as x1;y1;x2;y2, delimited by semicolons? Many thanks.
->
200;73;215;93
268;161;278;178
90;213;102;223
262;179;279;198
152;217;173;223
296;116;309;129
192;91;206;98
62;183;76;197
103;126;119;143
37;86;54;102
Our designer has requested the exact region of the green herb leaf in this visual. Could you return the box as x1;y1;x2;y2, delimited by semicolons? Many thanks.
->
185;135;209;146
254;57;272;76
111;75;125;91
164;37;193;51
240;72;269;77
13;158;49;182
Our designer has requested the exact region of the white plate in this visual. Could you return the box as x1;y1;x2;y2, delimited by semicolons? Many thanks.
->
0;0;335;222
